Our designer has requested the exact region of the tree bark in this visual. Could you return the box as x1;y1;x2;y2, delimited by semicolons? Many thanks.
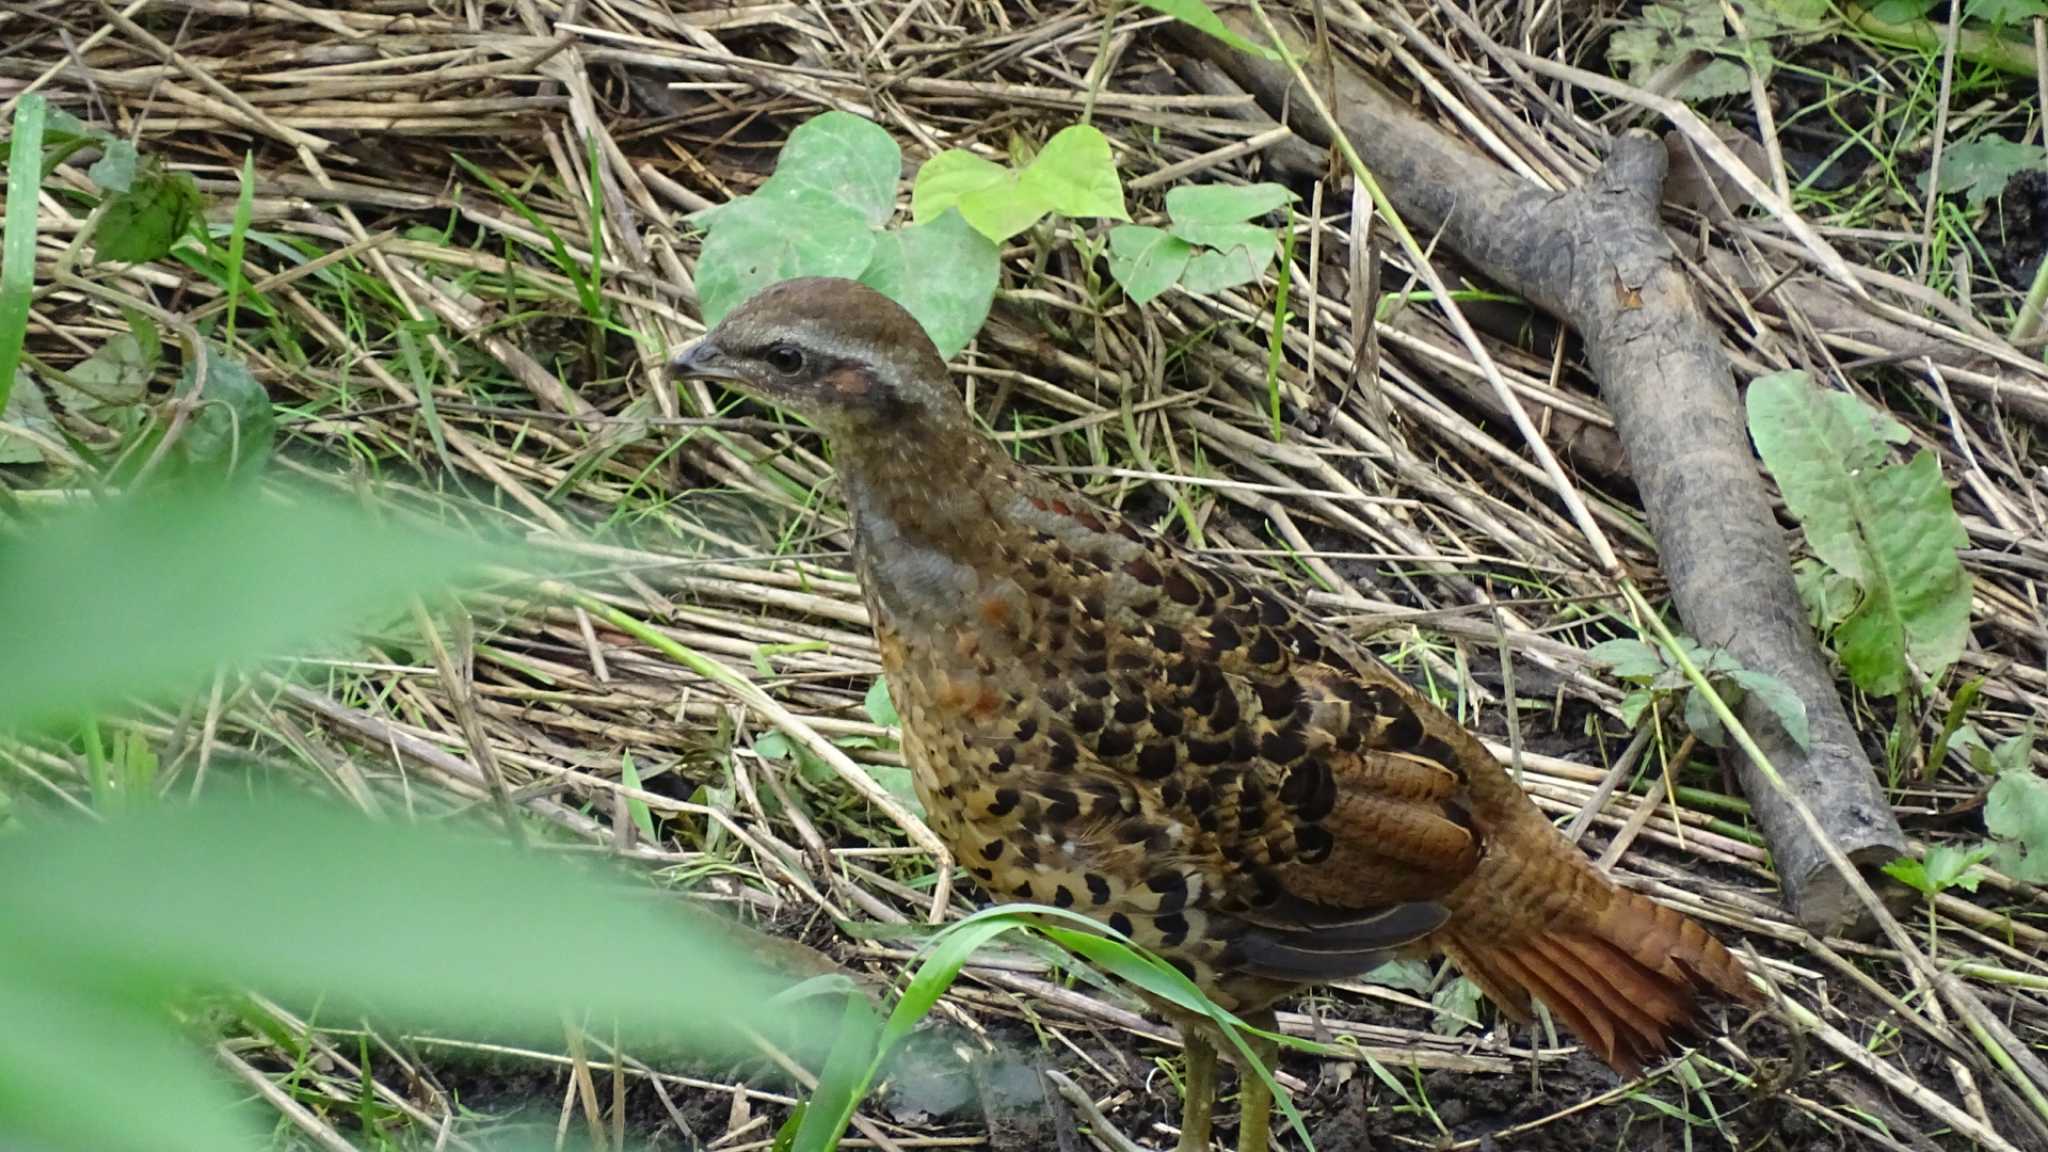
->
1169;13;1910;935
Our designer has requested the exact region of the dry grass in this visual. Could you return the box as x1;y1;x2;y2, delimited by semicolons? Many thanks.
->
2;1;2045;1149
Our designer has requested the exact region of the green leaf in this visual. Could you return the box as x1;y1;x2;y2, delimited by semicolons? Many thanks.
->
1865;0;1936;18
1749;372;1896;582
1606;3;1757;103
869;765;924;816
0;484;508;731
1131;0;1281;59
863;676;899;728
0;93;46;419
1165;182;1297;225
1754;0;1834;22
0;372;54;464
754;731;793;762
911;149;1012;225
1620;688;1655;729
1920;136;2047;209
1728;668;1811;751
1831;453;1973;695
1923;842;1994;892
1106;225;1193;305
1430;975;1484;1036
1586;638;1668;681
1965;0;2048;24
87;139;138;193
1178;243;1273;296
1984;731;2048;883
788;992;881;1152
93;163;202;264
1793;557;1857;631
1167;219;1274;255
696;194;876;326
1684;686;1728;747
1362;958;1433;994
910;149;1054;243
858;209;998;358
1882;854;1935;895
53;331;155;414
1989;728;2036;777
618;753;659;842
1748;371;1971;696
171;350;276;482
1881;855;1931;895
1017;125;1127;221
756;110;902;228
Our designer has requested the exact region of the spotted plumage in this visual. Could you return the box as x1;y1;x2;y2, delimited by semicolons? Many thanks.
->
673;277;1759;1152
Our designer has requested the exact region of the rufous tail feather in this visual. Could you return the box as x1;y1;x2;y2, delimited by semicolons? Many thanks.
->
1444;886;1757;1075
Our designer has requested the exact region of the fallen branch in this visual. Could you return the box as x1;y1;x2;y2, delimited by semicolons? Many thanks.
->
1170;8;1910;935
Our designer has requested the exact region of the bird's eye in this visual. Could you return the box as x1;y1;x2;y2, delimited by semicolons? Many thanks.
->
763;344;805;375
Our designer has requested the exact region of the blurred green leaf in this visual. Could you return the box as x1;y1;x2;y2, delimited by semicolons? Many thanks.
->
0;374;54;464
1363;958;1434;994
1607;1;1764;102
0;792;855;1152
1884;842;1993;896
1167;219;1273;255
1683;684;1728;747
0;973;264;1152
1829;453;1973;696
619;752;659;842
1984;729;2048;883
0;484;508;730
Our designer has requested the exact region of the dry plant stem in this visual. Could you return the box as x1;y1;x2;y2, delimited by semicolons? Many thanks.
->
1641;590;2048;1122
1234;1;1621;579
1177;5;1907;935
536;578;955;921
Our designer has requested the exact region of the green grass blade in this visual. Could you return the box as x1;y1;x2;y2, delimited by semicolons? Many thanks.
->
0;92;46;414
223;151;255;344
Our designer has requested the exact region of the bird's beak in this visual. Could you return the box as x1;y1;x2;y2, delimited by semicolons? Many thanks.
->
668;338;745;383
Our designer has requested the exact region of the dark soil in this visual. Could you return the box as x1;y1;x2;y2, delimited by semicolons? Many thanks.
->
1988;169;2048;293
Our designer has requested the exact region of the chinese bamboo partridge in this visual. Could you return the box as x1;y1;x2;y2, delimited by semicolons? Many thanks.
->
672;277;1758;1151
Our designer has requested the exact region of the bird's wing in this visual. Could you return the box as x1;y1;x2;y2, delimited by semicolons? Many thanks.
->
1085;533;1495;983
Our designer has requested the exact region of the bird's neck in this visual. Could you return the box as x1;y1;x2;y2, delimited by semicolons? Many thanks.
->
832;421;1037;631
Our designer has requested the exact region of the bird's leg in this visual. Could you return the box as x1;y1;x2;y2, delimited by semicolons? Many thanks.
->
1233;1009;1279;1152
1176;1022;1217;1152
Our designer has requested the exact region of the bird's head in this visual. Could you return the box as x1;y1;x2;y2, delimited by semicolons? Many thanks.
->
668;277;962;437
